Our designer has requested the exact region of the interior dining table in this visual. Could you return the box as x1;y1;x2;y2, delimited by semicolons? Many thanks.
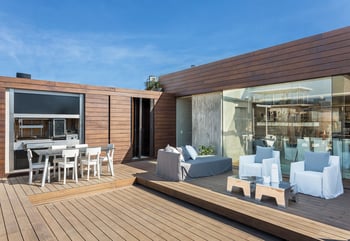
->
33;146;111;187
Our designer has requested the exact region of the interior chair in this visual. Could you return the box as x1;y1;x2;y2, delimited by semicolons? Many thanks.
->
99;144;114;176
296;138;310;161
342;139;350;169
58;149;79;184
27;148;51;184
51;144;67;177
80;147;101;180
311;138;329;152
252;139;267;153
289;151;343;199
283;139;297;162
239;146;282;181
265;134;276;147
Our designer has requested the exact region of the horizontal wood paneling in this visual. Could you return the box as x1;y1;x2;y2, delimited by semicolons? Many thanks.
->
0;89;5;177
110;95;132;163
0;75;175;176
154;93;176;151
85;94;109;147
160;26;350;96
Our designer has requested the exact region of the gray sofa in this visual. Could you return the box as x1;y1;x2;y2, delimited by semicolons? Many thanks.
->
156;149;232;181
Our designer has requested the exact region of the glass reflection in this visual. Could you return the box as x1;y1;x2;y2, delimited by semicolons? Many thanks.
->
223;76;350;177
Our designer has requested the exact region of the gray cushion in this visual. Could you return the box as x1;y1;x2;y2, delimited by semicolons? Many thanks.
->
181;146;191;161
304;151;329;172
255;146;273;163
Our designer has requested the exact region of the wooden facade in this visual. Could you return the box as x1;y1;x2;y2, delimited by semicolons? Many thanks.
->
159;26;350;96
0;76;176;177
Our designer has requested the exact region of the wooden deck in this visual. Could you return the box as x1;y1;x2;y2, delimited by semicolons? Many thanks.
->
1;161;350;240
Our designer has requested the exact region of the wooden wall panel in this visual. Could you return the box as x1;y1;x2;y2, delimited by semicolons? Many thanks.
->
110;95;132;163
0;89;5;177
159;26;350;96
154;93;176;151
0;75;175;177
84;94;109;147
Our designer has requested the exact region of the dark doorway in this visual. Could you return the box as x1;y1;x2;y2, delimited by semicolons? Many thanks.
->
132;98;154;159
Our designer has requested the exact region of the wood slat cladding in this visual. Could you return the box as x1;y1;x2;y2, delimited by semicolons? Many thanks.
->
0;76;175;177
0;89;5;177
85;94;109;147
110;95;133;163
159;26;350;96
154;93;176;151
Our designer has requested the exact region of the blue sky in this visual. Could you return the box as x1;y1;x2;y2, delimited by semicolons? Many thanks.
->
0;1;349;90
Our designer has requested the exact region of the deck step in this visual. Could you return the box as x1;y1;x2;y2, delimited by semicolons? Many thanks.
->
135;172;350;241
29;177;136;205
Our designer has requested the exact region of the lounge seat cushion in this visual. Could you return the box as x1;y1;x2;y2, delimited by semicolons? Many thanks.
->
255;146;273;163
181;155;232;179
304;151;329;172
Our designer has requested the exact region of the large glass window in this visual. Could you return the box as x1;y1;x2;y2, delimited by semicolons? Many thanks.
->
223;76;350;178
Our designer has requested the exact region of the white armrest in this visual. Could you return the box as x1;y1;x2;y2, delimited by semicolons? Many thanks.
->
262;157;282;181
239;154;255;164
323;156;343;199
239;154;256;178
289;161;304;184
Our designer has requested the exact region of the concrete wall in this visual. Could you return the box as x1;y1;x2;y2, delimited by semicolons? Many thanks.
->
192;92;222;156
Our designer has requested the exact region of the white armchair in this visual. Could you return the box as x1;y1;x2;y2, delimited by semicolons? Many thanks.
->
290;152;343;199
239;146;282;181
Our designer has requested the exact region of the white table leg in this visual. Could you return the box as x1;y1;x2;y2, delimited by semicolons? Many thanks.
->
41;155;49;187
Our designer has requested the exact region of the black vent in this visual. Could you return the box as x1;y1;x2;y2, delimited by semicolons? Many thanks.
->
16;72;31;79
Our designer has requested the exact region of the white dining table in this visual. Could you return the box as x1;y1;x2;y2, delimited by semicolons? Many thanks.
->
34;148;64;187
34;146;111;187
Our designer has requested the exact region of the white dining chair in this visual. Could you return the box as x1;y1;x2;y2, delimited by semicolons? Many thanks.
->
99;144;114;176
51;144;67;177
74;144;88;149
74;143;88;159
80;147;101;180
58;149;79;184
27;149;51;184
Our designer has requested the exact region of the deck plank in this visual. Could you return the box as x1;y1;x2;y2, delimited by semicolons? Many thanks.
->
68;198;124;240
0;181;23;241
96;190;169;241
9;177;56;241
2;161;350;241
125;186;276;240
135;167;350;240
123;186;260;241
79;195;138;240
36;205;68;241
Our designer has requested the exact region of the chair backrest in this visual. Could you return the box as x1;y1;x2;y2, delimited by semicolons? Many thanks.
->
297;138;310;161
51;145;67;150
86;147;101;160
74;144;88;149
107;144;115;160
62;149;79;161
312;138;329;152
